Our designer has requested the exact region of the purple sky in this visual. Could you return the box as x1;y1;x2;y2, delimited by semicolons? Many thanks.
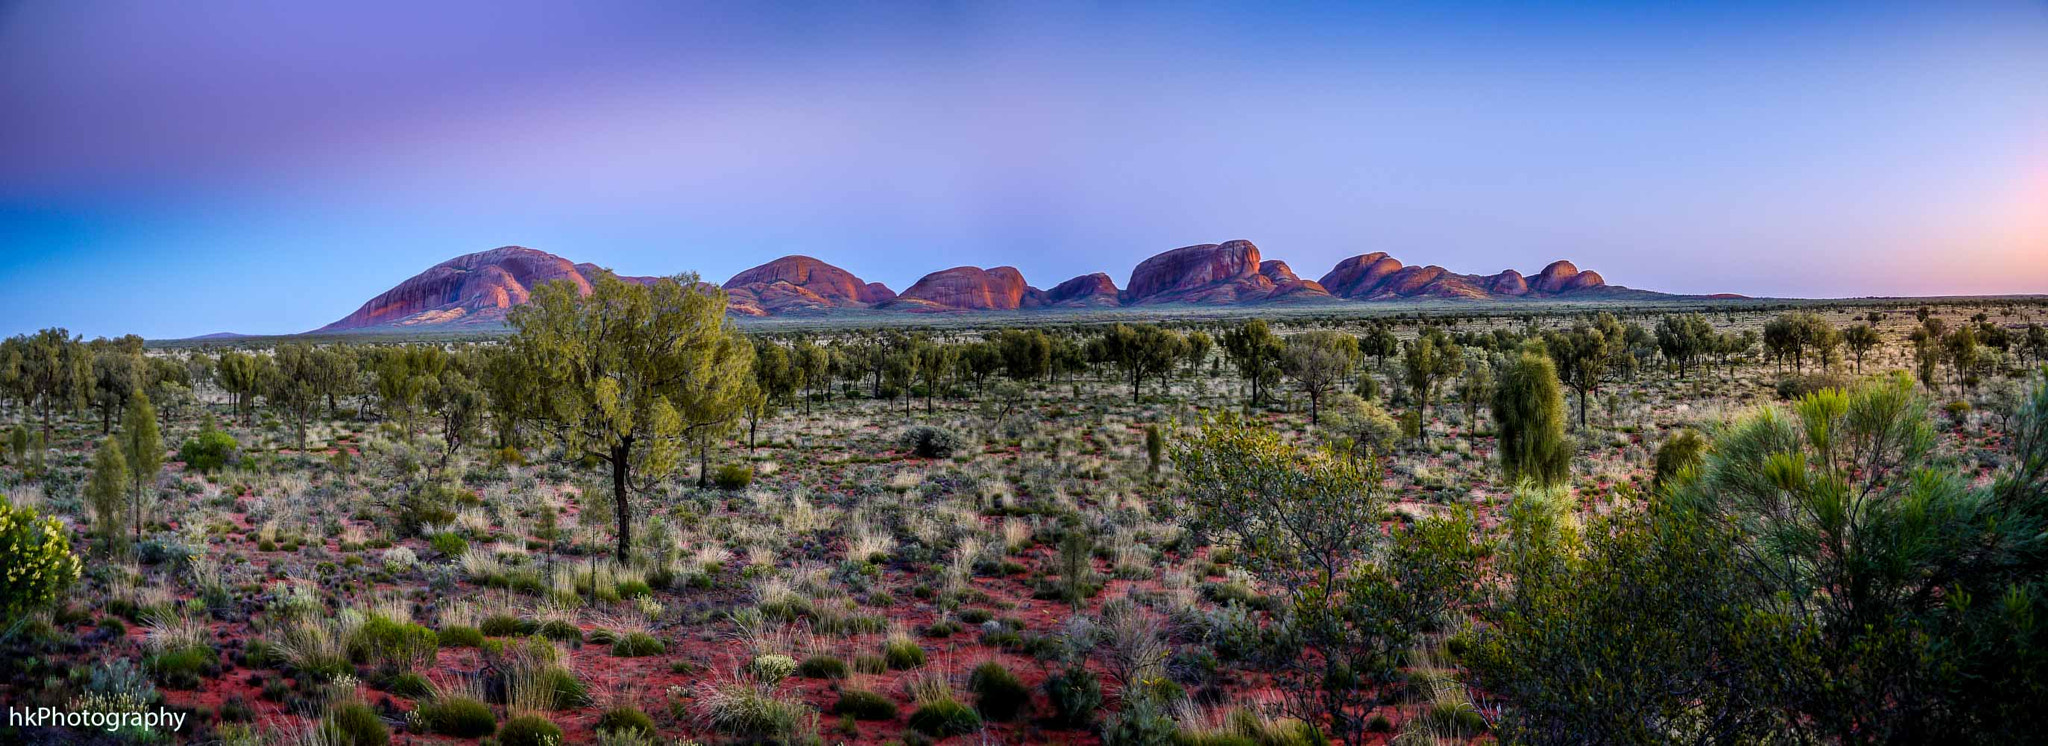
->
3;1;2046;338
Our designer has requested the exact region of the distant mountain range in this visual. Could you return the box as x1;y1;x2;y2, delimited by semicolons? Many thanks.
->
314;242;1705;333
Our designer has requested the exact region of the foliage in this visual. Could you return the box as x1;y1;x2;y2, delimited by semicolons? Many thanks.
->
0;494;82;626
967;660;1031;720
496;714;565;746
1044;664;1103;728
320;701;390;746
413;696;497;737
907;697;982;737
1492;350;1571;488
831;687;898;720
897;425;959;459
176;418;238;474
510;272;754;562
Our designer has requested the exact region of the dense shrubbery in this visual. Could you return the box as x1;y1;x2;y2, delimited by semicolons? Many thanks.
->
0;495;81;624
897;425;958;459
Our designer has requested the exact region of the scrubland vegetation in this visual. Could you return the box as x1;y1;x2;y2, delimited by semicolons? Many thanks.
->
3;274;2046;744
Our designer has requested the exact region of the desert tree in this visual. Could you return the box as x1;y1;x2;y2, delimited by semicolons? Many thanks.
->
89;336;144;434
994;329;1052;382
373;346;447;443
477;345;537;448
1098;323;1186;402
1320;392;1400;463
1458;356;1495;434
792;337;829;414
1221;319;1284;409
1172;414;1480;744
214;349;269;426
119;391;162;542
1544;322;1611;429
509;272;753;562
424;360;484;464
1282;330;1360;425
912;339;956;414
1492;349;1571;488
1653;313;1713;378
1359;323;1399;373
269;343;326;450
1399;327;1465;443
86;435;129;552
1843;323;1881;372
22;328;89;435
1182;330;1214;379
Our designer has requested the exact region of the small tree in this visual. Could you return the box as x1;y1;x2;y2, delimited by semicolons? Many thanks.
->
1400;328;1465;444
511;273;753;562
119;391;162;541
1493;350;1571;488
1282;330;1361;425
86;437;129;550
1221;319;1285;409
1544;323;1609;429
1172;414;1479;744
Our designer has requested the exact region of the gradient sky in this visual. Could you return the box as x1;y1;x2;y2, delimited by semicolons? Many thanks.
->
2;1;2045;338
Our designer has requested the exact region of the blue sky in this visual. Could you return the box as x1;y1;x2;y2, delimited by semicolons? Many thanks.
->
2;1;2045;338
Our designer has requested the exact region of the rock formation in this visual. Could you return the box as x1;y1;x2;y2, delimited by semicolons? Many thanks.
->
319;242;1651;332
721;255;894;316
318;246;594;331
1121;240;1277;305
1044;273;1121;307
888;266;1044;311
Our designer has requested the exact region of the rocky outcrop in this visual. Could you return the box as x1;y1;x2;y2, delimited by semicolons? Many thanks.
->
1484;269;1529;296
321;243;1653;332
1318;252;1406;299
888;266;1044;311
318;246;593;331
1122;240;1278;305
1318;253;1609;300
1531;260;1606;293
1045;273;1121;307
721;255;893;315
1258;260;1332;300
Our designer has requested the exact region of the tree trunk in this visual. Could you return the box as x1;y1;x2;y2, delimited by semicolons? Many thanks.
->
697;437;711;488
610;441;632;563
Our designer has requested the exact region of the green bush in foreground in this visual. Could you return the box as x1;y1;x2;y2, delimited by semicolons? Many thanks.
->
0;495;82;624
496;714;564;746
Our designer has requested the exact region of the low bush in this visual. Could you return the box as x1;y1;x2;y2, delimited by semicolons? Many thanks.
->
712;463;754;490
796;655;847;679
1045;664;1103;728
497;714;565;746
968;661;1031;721
596;706;656;738
908;697;982;737
611;632;664;657
320;701;389;746
831;688;898;720
411;696;496;737
897;426;959;459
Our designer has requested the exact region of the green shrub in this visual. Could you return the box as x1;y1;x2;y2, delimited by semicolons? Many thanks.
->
1045;664;1103;727
496;714;564;746
0;495;82;623
797;655;848;679
596;706;656;738
428;533;469;556
413;696;496;737
437;625;484;648
146;645;218;689
831;688;898;720
536;619;583;643
178;429;239;473
320;702;390;746
1102;695;1176;746
897;426;959;459
908;697;982;737
883;638;926;669
968;661;1031;721
351;617;438;670
479;614;528;637
384;672;432;699
749;653;798;682
611;632;664;657
712;464;754;490
1775;373;1847;401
